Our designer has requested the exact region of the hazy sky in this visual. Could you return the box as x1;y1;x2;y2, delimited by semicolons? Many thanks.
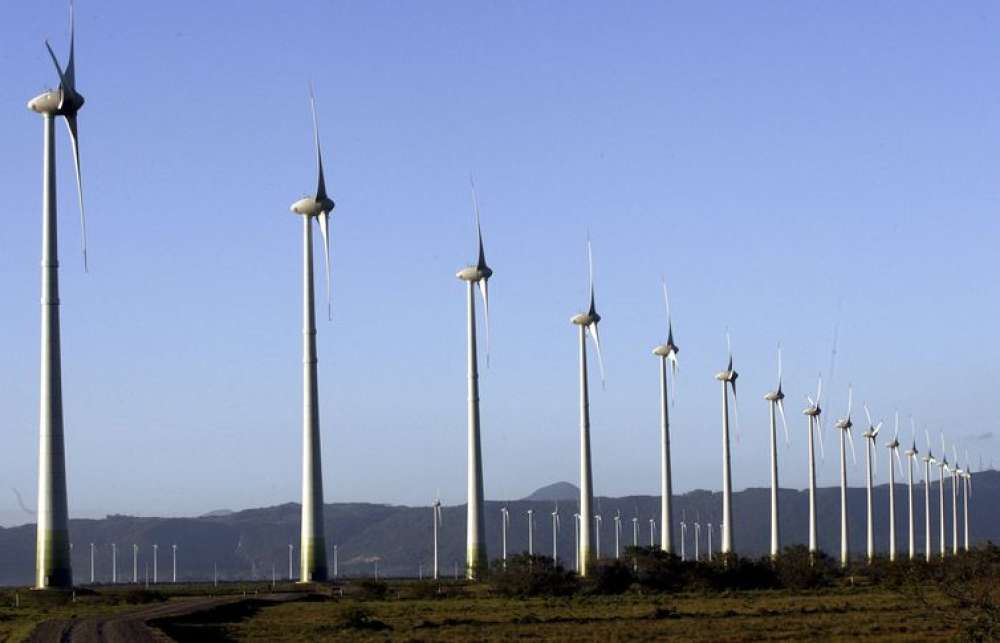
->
1;1;998;527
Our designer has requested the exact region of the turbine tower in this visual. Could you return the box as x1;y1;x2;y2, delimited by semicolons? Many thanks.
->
951;446;961;556
764;346;790;558
833;386;857;568
802;376;825;555
551;505;560;565
904;420;919;560
937;435;948;559
613;510;622;560
500;506;509;567
289;87;335;583
527;509;535;556
652;282;679;554
962;454;972;551
714;335;739;556
861;404;882;563
923;432;934;562
456;180;492;579
885;415;903;561
570;241;605;577
432;496;442;580
29;0;89;591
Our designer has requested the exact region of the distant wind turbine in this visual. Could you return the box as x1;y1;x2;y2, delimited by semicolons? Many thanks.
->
679;513;687;561
456;179;493;579
708;523;713;561
962;452;972;551
29;0;89;591
594;514;603;559
652;282;679;554
885;414;903;561
552;505;560;565
802;376;826;556
432;496;442;580
694;518;701;562
500;506;509;567
923;430;934;562
833;386;857;567
937;434;948;559
714;334;739;556
649;518;656;548
613;510;622;560
951;445;961;556
527;509;535;556
289;87;336;583
570;240;605;577
764;345;790;558
861;404;882;563
632;515;639;548
904;419;919;560
573;513;580;572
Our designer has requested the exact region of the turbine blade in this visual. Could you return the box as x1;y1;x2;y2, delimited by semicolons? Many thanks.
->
470;177;487;271
65;0;76;90
45;40;68;90
586;239;597;317
816;375;823;407
847;428;857;465
588;322;606;389
872;438;878;481
317;211;332;320
816;423;826;461
479;278;490;367
895;448;904;477
777;399;790;446
925;429;932;452
864;403;873;430
64;114;87;272
309;85;327;201
731;380;741;443
894;412;900;441
776;343;783;389
847;385;853;417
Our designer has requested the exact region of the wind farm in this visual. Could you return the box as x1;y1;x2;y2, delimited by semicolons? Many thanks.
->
2;1;1000;641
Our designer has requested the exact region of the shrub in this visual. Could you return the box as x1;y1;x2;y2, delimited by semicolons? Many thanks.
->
354;579;389;600
774;545;837;590
586;559;635;594
490;554;579;597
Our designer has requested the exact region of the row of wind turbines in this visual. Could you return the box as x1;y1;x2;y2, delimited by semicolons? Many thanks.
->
22;3;978;592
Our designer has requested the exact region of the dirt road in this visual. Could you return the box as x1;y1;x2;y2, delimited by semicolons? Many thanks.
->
26;593;301;643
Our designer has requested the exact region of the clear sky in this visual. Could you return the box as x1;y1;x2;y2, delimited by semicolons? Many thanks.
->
0;1;998;526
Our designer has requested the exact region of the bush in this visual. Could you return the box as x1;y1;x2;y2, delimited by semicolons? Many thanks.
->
354;579;389;600
337;606;392;631
773;545;837;590
490;554;579;597
121;589;168;605
586;559;635;594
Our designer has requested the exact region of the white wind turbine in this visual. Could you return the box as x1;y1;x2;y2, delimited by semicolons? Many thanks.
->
527;509;535;556
29;0;89;590
500;506;509;567
552;505;560;565
885;414;904;562
432;496;442;580
708;523;713;561
570;241;606;577
649;518;657;548
937;434;948;559
289;87;336;583
951;445;961;556
922;430;934;562
456;179;493;579
802;376;826;555
764;346;790;559
694;518;701;562
573;513;581;572
614;510;622;560
714;334;739;556
631;515;639;549
962;451;972;551
833;386;857;568
594;514;603;560
903;419;919;560
679;513;687;561
652;282;679;554
861;404;882;563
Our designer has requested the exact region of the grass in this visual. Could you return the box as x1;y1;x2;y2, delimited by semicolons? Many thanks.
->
204;583;961;641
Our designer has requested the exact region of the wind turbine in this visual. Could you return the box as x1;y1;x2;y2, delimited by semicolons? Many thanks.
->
904;419;919;560
527;509;535;556
594;514;603;559
708;522;713;562
573;513;580;572
570;240;605;577
885;414;903;562
803;376;825;555
649;518;657;548
937;434;948;559
951;445;961;556
289;87;335;583
613;510;622;560
111;544;117;584
694;518;701;562
715;334;739;556
833;386;857;568
764;345;790;558
922;430;934;562
89;543;94;584
500;506;509;567
962;452;972;551
632;515;639;548
432;496;442;580
29;0;89;590
861;404;882;563
153;544;158;584
551;505;560;565
456;179;492;579
679;513;687;561
652;282;679;554
172;544;177;583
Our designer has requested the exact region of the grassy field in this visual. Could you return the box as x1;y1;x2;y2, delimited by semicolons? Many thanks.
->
158;583;965;641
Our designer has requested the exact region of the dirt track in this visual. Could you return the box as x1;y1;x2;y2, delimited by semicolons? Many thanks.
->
26;593;301;643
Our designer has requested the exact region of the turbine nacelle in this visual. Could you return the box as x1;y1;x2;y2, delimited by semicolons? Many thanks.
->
290;196;335;217
764;389;784;402
803;404;821;417
651;342;677;358
456;265;492;282
571;311;601;326
834;417;853;430
714;368;737;383
28;88;84;116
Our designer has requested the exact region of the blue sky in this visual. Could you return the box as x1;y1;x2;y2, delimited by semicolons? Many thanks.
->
0;1;998;526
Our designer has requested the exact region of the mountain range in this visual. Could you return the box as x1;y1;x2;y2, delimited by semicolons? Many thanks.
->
0;471;996;585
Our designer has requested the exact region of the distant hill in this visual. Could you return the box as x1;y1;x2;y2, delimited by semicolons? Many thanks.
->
524;482;579;501
0;472;997;586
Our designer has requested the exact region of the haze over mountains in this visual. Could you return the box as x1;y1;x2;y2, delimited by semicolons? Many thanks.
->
0;472;996;586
